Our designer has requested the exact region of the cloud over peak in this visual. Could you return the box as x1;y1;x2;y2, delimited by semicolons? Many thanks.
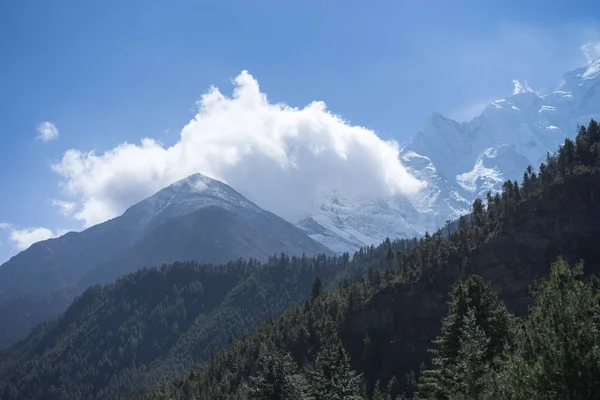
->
52;70;424;227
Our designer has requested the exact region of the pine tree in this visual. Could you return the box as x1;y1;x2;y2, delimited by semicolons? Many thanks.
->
311;276;323;301
472;198;484;227
484;258;600;399
387;375;400;400
513;180;520;202
372;380;386;400
445;220;453;237
247;350;308;400
415;275;511;399
308;341;364;400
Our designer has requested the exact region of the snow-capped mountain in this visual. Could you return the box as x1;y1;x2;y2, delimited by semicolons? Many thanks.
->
299;58;600;254
0;173;332;302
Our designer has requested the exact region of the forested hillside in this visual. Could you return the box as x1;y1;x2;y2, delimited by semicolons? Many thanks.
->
139;119;600;399
0;253;352;400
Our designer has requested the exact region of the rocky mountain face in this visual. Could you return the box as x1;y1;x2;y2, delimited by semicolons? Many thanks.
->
299;58;600;254
0;173;332;348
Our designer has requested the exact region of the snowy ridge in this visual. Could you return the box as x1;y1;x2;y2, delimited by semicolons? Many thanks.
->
297;57;600;254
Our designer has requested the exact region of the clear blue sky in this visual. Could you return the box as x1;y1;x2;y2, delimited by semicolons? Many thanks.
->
1;0;599;263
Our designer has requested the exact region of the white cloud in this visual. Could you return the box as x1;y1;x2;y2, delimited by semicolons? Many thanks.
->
36;121;59;142
51;70;424;227
51;199;76;217
9;227;57;250
0;223;67;251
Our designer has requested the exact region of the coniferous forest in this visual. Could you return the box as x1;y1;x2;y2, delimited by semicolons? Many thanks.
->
2;120;600;399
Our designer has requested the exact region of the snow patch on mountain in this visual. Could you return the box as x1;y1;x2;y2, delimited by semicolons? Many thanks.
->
581;59;600;80
456;150;504;194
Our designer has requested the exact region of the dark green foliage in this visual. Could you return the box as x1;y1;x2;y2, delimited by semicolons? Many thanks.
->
416;258;600;400
311;276;323;300
0;254;349;400
482;258;600;399
415;275;511;399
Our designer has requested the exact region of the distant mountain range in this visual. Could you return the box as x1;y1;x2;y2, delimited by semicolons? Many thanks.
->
298;58;600;253
0;173;331;348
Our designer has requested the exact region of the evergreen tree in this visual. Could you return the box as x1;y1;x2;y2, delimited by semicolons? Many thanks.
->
386;375;401;400
308;341;364;400
484;258;600;399
311;276;323;301
372;380;386;400
247;349;308;400
415;275;510;399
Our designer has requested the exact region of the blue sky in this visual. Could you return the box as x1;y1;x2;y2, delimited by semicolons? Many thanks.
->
1;0;599;263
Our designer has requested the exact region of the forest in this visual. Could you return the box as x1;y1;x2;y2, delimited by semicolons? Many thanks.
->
2;120;600;399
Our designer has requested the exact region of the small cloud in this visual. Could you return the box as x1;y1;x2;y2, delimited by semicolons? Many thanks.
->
0;222;66;251
36;121;59;142
51;199;76;217
8;226;66;250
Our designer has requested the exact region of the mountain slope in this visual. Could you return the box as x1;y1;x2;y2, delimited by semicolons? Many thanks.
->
0;247;360;400
78;196;334;290
299;58;600;254
0;173;332;348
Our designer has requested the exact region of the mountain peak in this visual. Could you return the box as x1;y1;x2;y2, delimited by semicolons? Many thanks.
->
151;172;242;203
120;173;260;238
169;173;215;193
